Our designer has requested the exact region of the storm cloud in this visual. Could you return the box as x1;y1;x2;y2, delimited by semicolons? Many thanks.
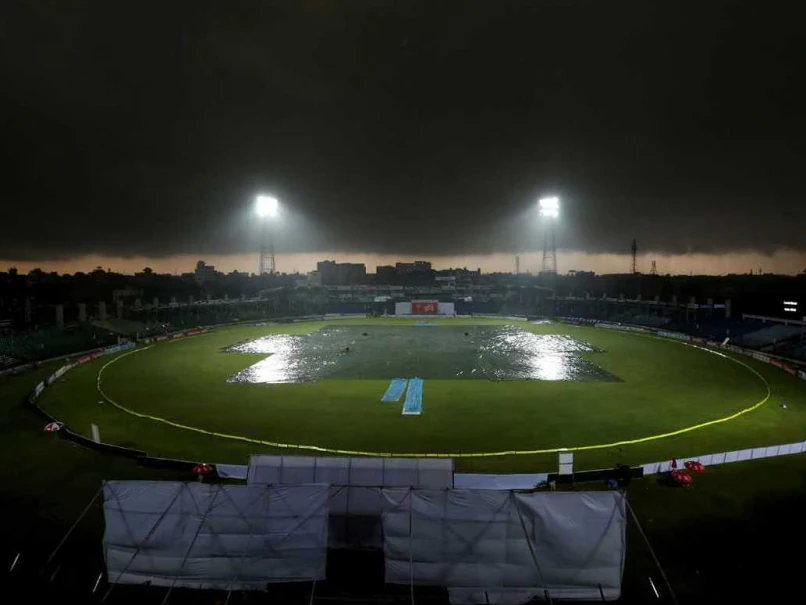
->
1;1;804;261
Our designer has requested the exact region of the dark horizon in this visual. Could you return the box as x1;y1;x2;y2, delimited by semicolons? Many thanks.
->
2;1;805;272
4;252;805;279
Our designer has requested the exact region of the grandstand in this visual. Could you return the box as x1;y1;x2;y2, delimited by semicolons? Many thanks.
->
787;343;806;361
122;297;292;331
609;313;670;328
552;296;739;339
666;316;766;342
0;324;117;367
91;318;150;337
734;324;806;349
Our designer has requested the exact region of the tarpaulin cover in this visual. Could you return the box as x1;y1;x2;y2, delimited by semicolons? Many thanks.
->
103;481;329;590
382;489;626;601
454;473;549;490
247;456;453;489
381;378;408;402
247;457;453;548
215;464;249;480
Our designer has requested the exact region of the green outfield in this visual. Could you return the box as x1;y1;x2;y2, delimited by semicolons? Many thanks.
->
34;318;806;473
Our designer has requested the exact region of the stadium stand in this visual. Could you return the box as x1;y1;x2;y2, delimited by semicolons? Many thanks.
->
766;338;806;362
0;325;118;363
122;302;277;332
609;313;670;328
323;302;370;314
734;324;806;349
0;354;18;369
667;317;764;342
789;343;806;361
91;318;149;337
455;300;502;315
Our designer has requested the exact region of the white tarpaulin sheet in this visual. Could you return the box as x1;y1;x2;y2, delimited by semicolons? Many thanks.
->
395;302;412;315
382;489;626;601
215;464;248;480
103;481;330;590
454;473;549;490
247;457;454;548
247;456;453;489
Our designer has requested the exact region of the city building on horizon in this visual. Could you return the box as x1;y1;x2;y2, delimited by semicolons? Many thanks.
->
194;260;220;285
316;260;367;286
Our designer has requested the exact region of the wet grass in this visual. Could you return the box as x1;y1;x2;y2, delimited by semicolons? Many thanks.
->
35;318;806;472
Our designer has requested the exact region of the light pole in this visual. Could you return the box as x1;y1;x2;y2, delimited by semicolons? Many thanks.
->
256;195;279;274
538;196;559;276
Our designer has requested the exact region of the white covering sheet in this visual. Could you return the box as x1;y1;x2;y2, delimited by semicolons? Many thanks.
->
103;481;329;589
382;489;625;601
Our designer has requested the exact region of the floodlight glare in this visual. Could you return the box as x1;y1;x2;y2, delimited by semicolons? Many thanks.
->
255;195;278;218
538;196;560;218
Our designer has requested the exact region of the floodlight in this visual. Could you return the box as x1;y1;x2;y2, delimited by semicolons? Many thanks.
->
256;195;278;218
538;196;560;218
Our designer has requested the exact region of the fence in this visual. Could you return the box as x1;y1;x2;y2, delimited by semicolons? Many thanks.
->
640;441;806;476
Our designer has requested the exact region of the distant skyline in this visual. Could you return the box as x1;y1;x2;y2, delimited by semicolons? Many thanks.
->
3;249;805;277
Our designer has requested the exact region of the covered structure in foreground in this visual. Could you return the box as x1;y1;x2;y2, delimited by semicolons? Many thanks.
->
103;481;330;590
247;455;455;549
382;488;625;603
101;458;626;603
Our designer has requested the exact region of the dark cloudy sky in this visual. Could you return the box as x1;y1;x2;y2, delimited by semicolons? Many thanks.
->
1;1;805;274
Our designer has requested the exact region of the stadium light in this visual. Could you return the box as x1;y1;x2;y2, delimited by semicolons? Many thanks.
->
255;194;279;274
255;195;279;218
538;196;560;219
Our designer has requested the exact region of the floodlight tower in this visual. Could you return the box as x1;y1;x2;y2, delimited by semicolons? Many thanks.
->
538;196;559;276
256;195;279;274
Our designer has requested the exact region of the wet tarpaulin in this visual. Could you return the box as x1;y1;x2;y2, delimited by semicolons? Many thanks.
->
226;325;618;384
381;378;408;402
402;378;423;415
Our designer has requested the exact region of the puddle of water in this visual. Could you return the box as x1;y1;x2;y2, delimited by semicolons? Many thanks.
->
226;325;618;384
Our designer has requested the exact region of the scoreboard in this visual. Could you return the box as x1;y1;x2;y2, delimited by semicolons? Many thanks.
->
411;300;438;315
394;300;454;315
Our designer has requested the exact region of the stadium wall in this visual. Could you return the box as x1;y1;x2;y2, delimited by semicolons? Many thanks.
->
639;442;806;476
